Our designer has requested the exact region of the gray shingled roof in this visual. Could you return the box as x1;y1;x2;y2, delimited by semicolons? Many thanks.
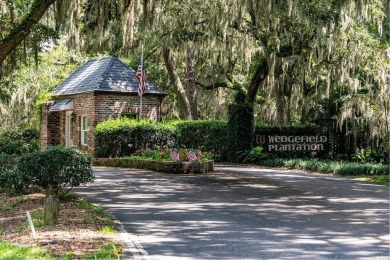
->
52;56;166;96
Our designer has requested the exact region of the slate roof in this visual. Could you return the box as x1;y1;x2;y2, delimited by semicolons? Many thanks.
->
52;56;166;96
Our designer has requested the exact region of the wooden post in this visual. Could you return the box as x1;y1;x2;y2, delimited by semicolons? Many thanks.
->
44;184;60;225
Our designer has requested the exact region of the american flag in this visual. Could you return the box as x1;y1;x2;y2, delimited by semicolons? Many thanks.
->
170;148;180;162
197;148;202;161
188;150;197;162
136;63;146;96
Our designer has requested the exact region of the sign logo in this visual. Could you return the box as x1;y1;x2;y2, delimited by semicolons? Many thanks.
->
256;135;266;145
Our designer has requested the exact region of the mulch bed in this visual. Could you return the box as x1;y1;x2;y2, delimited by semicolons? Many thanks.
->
0;192;124;259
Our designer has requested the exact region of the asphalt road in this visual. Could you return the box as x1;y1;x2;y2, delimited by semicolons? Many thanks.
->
74;165;390;259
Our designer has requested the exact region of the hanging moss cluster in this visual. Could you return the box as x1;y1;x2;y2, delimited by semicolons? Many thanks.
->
227;91;254;162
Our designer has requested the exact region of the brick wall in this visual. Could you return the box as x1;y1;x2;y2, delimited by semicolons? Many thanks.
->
40;101;61;151
41;92;163;153
94;92;161;122
92;158;214;174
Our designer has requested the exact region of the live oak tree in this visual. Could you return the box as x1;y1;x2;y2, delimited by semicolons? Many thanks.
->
0;0;388;151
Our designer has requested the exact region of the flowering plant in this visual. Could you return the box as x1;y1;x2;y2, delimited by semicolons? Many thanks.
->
130;148;213;162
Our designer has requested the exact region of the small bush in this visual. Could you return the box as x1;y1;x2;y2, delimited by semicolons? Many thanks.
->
18;146;94;196
238;147;267;164
0;128;39;156
0;154;32;194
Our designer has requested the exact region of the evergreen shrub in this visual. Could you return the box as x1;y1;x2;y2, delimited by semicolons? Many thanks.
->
0;154;31;194
18;146;94;196
0;128;39;155
95;118;176;158
175;120;228;161
227;91;254;162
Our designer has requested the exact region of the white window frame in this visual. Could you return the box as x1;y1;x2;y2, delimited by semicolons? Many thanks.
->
81;115;88;146
65;111;73;147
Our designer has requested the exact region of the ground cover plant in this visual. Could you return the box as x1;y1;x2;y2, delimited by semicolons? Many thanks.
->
238;147;389;185
0;192;123;259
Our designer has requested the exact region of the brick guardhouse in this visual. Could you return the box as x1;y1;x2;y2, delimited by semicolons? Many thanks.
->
40;56;167;153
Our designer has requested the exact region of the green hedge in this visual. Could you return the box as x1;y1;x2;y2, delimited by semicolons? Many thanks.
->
227;91;254;162
94;120;335;161
171;120;228;161
0;128;39;155
94;118;176;158
0;154;31;194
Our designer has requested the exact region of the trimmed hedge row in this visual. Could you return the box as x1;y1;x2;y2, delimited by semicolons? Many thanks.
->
94;118;176;158
94;119;327;161
175;120;228;161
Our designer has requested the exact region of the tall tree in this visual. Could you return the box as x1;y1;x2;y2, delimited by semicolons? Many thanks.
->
0;0;56;65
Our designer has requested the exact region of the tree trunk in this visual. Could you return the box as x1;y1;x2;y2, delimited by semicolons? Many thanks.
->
162;45;192;120
44;184;60;225
122;0;134;50
186;41;198;119
0;0;56;65
274;84;286;125
247;58;268;102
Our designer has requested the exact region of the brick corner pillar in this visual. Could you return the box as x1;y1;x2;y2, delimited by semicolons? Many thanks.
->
40;101;54;151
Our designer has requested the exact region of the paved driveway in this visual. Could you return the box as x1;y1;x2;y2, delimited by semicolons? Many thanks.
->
74;165;390;259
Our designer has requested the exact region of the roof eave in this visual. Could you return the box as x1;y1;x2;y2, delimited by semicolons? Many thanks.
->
53;89;168;97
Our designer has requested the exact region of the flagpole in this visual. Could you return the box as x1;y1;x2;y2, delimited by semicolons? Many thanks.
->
139;44;144;120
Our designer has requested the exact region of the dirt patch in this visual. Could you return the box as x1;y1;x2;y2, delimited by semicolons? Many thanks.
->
0;191;125;259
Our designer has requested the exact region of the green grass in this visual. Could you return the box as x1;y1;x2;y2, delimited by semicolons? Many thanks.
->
62;251;75;260
1;205;13;210
64;193;81;200
0;241;122;260
0;241;53;260
99;225;117;235
84;243;122;260
73;200;114;227
16;210;47;233
347;175;390;185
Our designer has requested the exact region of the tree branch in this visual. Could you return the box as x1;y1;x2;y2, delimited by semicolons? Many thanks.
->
0;0;56;65
196;81;242;91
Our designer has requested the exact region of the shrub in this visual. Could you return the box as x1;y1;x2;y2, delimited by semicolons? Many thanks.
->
95;118;176;158
227;91;254;162
257;157;389;175
238;147;267;164
18;146;94;196
175;120;228;161
0;154;32;194
0;128;39;156
130;148;213;162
